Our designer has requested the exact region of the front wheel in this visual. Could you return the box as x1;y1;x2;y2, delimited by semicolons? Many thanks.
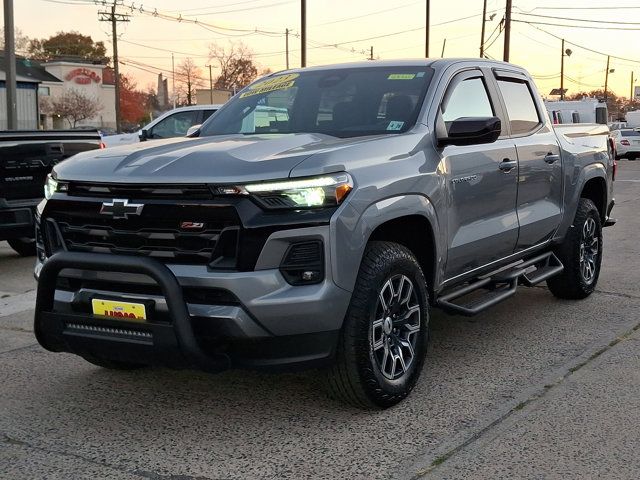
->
547;198;603;299
325;241;430;409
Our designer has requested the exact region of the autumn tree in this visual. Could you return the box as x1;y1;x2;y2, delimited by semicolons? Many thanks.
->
119;74;149;126
209;42;258;91
0;27;31;52
175;58;203;105
42;89;102;128
28;31;109;64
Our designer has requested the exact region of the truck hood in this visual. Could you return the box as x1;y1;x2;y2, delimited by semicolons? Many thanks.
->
54;133;385;184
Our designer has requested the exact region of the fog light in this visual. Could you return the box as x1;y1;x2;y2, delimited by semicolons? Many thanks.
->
301;270;321;282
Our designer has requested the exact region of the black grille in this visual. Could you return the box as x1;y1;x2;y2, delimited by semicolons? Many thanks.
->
67;182;214;200
279;240;324;285
44;199;240;265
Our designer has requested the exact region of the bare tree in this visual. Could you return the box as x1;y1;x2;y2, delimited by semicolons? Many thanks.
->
45;89;102;128
176;58;203;106
209;41;258;91
0;27;31;53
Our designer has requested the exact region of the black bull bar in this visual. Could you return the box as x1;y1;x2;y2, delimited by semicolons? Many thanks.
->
34;251;231;372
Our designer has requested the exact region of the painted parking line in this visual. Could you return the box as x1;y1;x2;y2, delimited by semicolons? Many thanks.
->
0;291;37;318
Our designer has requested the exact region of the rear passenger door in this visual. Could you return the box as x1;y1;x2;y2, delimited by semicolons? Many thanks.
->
438;69;519;280
494;70;563;251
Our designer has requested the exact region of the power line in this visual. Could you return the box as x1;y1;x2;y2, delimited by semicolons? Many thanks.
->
516;11;640;26
513;18;640;31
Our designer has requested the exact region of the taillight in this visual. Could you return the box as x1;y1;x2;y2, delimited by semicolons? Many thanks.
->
99;141;106;149
621;139;630;146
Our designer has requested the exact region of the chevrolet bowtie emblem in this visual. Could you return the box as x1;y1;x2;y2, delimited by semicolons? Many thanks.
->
100;199;144;219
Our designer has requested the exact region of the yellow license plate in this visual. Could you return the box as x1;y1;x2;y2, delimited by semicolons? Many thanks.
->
91;299;147;322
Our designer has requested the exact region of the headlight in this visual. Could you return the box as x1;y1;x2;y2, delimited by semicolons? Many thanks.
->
43;174;67;200
221;173;353;209
44;174;58;200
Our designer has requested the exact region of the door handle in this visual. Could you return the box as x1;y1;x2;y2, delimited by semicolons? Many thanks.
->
499;159;517;173
544;153;560;164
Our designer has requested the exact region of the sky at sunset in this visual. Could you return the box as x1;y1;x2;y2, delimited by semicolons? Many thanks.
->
3;0;640;99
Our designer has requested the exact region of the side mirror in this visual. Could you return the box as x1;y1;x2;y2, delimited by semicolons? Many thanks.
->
438;116;501;147
139;129;149;141
186;124;202;137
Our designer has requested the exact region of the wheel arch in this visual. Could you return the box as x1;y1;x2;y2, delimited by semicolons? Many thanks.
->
580;176;607;222
331;194;442;298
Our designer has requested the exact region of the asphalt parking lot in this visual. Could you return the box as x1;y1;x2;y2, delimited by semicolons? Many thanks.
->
1;160;639;480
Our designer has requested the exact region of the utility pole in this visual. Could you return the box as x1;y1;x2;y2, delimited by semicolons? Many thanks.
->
301;0;307;67
369;46;374;61
560;39;565;101
480;0;487;58
631;71;635;101
425;0;430;57
285;28;290;69
99;2;130;133
441;38;447;58
604;55;611;101
3;0;17;129
206;64;213;104
503;0;512;62
172;53;176;109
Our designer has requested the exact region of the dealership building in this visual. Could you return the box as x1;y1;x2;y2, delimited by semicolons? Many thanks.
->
0;55;115;130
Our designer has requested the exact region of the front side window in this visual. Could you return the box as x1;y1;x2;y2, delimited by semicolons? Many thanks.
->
497;79;541;135
150;110;199;139
199;67;433;138
441;76;494;125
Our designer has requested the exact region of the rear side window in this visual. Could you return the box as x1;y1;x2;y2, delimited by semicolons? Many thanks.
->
441;77;493;123
621;130;640;137
497;79;541;135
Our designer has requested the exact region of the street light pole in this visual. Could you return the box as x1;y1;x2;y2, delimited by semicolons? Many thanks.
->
3;0;17;130
604;55;611;101
480;0;487;58
301;0;306;67
560;39;565;101
206;65;213;104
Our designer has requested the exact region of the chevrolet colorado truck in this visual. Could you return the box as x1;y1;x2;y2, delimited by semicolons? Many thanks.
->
33;60;615;408
0;130;102;256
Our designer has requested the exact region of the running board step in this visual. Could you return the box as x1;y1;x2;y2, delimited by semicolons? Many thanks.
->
436;252;564;316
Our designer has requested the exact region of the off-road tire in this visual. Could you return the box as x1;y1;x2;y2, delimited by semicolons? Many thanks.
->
7;237;36;257
547;198;602;299
325;241;430;409
82;353;146;370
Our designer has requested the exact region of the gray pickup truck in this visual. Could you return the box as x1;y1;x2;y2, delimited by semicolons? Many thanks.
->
33;59;615;408
0;130;102;256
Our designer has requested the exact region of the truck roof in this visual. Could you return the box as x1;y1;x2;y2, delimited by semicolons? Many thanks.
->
281;58;526;74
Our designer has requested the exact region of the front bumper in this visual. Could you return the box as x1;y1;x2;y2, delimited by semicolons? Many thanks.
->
34;247;351;371
0;198;39;241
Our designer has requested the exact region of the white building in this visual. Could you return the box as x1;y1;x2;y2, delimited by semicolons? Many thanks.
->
40;61;116;130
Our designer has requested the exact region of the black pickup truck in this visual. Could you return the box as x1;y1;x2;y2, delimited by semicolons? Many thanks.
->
0;130;102;256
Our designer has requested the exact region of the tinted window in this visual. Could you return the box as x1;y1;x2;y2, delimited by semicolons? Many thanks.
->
202;109;217;122
497;79;541;135
150;111;199;139
442;77;493;124
621;130;640;137
200;67;433;138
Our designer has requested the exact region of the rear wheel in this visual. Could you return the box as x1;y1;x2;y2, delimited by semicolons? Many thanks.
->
547;198;602;299
325;241;429;409
7;237;36;257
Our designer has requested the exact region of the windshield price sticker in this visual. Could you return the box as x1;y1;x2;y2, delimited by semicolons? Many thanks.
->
388;73;416;80
387;121;405;131
240;73;299;98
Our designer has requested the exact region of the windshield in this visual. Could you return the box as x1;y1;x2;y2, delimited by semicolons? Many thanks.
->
199;66;433;138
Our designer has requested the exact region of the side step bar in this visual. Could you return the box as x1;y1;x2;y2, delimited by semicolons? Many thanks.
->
436;252;563;316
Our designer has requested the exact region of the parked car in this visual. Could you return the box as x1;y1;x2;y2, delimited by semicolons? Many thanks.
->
33;60;615;408
611;128;640;159
0;130;102;256
101;104;222;148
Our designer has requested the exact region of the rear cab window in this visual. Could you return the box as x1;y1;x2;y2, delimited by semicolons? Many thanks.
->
495;76;542;135
621;130;640;137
